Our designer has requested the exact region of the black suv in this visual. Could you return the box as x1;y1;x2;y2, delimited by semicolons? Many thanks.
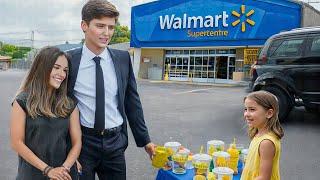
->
249;26;320;121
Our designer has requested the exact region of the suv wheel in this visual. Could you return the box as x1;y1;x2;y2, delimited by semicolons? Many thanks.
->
262;86;293;122
305;105;319;113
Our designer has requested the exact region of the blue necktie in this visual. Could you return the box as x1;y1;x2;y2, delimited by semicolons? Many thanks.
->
92;56;105;130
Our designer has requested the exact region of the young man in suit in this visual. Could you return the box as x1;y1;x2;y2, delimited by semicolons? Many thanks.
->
67;0;155;179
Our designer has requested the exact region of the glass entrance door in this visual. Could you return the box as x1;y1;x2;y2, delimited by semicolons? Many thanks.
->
208;56;215;79
164;49;236;82
164;56;189;80
215;56;228;79
228;57;235;80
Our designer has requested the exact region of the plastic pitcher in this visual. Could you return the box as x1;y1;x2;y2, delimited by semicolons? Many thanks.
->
151;146;169;168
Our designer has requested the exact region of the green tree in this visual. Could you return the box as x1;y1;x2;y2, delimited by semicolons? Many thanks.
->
80;23;130;45
0;43;31;59
110;23;130;44
2;44;17;54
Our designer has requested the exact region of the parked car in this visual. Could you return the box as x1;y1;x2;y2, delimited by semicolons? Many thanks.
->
249;26;320;122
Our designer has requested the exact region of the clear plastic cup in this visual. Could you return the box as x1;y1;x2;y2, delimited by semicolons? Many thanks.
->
241;149;249;167
180;148;193;169
207;140;225;156
164;142;181;154
192;153;212;177
193;174;207;180
186;154;194;169
207;172;216;180
212;151;230;168
227;144;240;174
164;142;181;169
212;167;234;180
171;148;189;174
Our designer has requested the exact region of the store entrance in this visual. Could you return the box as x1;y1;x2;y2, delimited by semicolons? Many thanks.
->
215;56;228;79
163;49;236;82
215;56;236;80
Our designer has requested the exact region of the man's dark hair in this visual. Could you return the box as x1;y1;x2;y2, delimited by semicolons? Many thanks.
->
82;0;119;24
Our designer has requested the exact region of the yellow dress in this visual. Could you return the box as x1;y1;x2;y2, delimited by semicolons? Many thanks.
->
241;132;281;180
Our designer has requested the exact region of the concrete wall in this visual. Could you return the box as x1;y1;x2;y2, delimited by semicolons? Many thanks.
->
301;3;320;27
236;48;244;60
139;49;164;79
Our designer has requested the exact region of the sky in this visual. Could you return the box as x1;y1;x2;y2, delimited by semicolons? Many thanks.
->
0;0;319;48
0;0;156;47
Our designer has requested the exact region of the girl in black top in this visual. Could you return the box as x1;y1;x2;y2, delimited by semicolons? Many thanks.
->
10;47;81;180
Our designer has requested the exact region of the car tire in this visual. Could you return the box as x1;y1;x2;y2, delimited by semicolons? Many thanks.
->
262;86;293;122
305;105;319;113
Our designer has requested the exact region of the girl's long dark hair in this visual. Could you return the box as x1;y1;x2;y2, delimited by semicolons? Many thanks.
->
18;46;74;118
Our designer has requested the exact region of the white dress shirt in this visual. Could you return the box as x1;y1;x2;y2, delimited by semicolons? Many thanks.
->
74;44;123;129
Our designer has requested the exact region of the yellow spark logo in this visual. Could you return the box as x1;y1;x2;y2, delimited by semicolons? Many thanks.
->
231;5;255;32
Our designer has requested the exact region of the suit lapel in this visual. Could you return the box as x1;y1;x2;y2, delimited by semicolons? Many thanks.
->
69;48;82;93
107;48;123;107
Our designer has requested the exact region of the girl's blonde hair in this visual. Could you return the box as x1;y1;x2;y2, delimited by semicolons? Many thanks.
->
17;46;74;119
244;90;284;139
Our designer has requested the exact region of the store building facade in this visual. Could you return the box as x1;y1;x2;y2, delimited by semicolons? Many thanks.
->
130;0;320;83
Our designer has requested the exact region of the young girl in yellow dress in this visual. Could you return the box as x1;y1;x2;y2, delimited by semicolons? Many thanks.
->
241;91;284;180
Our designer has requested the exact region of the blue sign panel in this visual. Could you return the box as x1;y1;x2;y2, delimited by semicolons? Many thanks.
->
131;0;301;47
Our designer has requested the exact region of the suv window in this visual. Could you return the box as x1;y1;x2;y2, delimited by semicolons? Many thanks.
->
310;36;320;56
270;39;304;58
267;39;282;57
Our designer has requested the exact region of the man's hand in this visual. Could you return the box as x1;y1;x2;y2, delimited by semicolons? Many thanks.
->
144;142;156;160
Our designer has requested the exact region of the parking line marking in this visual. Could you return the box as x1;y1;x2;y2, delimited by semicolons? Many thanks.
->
174;88;213;95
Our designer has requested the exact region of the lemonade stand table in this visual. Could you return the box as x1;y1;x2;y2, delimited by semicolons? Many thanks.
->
156;168;241;180
156;160;243;180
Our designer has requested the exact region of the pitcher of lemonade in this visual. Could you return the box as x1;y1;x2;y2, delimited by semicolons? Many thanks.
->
152;146;169;168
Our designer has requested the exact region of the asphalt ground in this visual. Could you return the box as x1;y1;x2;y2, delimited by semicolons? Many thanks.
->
1;70;319;180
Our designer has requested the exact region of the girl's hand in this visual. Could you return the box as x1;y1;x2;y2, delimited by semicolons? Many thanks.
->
47;167;72;180
76;160;82;174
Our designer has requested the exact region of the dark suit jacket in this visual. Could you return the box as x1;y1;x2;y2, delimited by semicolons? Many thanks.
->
67;47;151;147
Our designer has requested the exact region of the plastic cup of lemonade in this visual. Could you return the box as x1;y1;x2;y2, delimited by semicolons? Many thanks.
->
241;149;249;167
212;167;234;180
207;140;225;156
164;142;181;168
171;148;189;174
192;153;212;178
164;142;181;154
212;151;230;168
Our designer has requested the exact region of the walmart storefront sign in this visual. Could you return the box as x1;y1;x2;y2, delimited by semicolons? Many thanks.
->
160;12;229;37
131;0;301;47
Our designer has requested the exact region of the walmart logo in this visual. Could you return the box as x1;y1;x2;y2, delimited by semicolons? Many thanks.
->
232;5;255;32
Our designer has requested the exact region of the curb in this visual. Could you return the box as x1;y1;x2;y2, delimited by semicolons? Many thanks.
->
138;79;249;87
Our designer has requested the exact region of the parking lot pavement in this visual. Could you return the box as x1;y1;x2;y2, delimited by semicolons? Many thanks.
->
1;72;319;180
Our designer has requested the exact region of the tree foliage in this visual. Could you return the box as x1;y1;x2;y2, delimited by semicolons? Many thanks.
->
109;23;130;45
80;23;130;45
0;43;31;59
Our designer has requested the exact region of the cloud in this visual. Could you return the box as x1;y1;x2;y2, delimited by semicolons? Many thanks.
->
0;0;319;47
0;0;156;47
0;0;86;47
